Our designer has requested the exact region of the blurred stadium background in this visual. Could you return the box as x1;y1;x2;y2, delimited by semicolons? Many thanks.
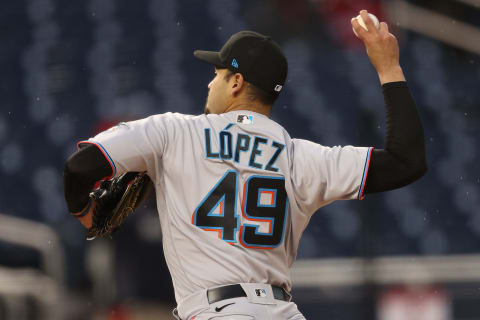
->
1;0;479;319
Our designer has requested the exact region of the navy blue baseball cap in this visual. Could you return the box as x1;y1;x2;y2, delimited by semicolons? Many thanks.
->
194;31;288;98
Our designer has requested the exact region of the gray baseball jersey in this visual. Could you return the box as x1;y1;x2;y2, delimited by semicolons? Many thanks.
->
84;110;372;303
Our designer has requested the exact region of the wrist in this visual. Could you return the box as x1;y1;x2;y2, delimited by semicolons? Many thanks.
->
72;198;93;217
72;198;95;229
377;65;405;85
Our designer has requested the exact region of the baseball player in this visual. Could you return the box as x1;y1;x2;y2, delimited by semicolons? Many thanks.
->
64;10;427;320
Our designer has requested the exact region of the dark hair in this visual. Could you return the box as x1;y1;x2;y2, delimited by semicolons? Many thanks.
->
222;69;277;106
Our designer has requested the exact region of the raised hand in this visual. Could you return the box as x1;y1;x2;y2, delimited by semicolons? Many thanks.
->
351;10;406;84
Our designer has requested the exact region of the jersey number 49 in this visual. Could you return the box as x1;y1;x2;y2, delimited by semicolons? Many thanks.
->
192;170;288;249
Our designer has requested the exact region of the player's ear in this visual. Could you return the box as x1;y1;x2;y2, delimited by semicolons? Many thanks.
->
231;73;245;96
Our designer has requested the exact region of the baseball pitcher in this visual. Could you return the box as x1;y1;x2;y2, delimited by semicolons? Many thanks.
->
63;10;427;320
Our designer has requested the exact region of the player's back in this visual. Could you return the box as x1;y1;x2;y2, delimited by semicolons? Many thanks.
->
87;108;370;304
157;110;305;303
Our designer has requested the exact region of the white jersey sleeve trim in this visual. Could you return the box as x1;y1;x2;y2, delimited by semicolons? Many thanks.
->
77;140;117;179
357;147;374;200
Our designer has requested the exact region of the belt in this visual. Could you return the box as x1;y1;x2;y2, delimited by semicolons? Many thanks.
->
207;284;290;304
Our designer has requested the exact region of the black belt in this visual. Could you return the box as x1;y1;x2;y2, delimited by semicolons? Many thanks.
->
207;284;290;304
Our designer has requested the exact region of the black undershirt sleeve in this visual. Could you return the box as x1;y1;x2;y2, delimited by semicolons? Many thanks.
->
364;81;427;194
63;145;112;212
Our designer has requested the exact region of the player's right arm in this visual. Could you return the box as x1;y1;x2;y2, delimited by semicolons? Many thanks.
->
290;11;427;214
352;10;427;194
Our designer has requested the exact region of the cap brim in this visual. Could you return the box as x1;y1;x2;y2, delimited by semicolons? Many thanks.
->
193;50;225;68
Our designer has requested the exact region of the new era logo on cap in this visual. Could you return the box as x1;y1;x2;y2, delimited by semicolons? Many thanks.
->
232;58;239;68
274;85;282;92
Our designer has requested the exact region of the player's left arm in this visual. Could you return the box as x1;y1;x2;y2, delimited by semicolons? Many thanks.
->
64;145;114;228
352;10;427;194
63;115;168;228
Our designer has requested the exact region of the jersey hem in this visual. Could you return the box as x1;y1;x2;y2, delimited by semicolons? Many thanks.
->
357;147;373;200
77;140;117;179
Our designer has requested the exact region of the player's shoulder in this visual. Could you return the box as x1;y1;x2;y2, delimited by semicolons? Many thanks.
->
291;138;321;147
292;138;351;150
291;138;363;157
150;112;198;121
144;112;205;127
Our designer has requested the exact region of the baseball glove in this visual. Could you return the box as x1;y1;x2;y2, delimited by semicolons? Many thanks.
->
87;172;153;239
